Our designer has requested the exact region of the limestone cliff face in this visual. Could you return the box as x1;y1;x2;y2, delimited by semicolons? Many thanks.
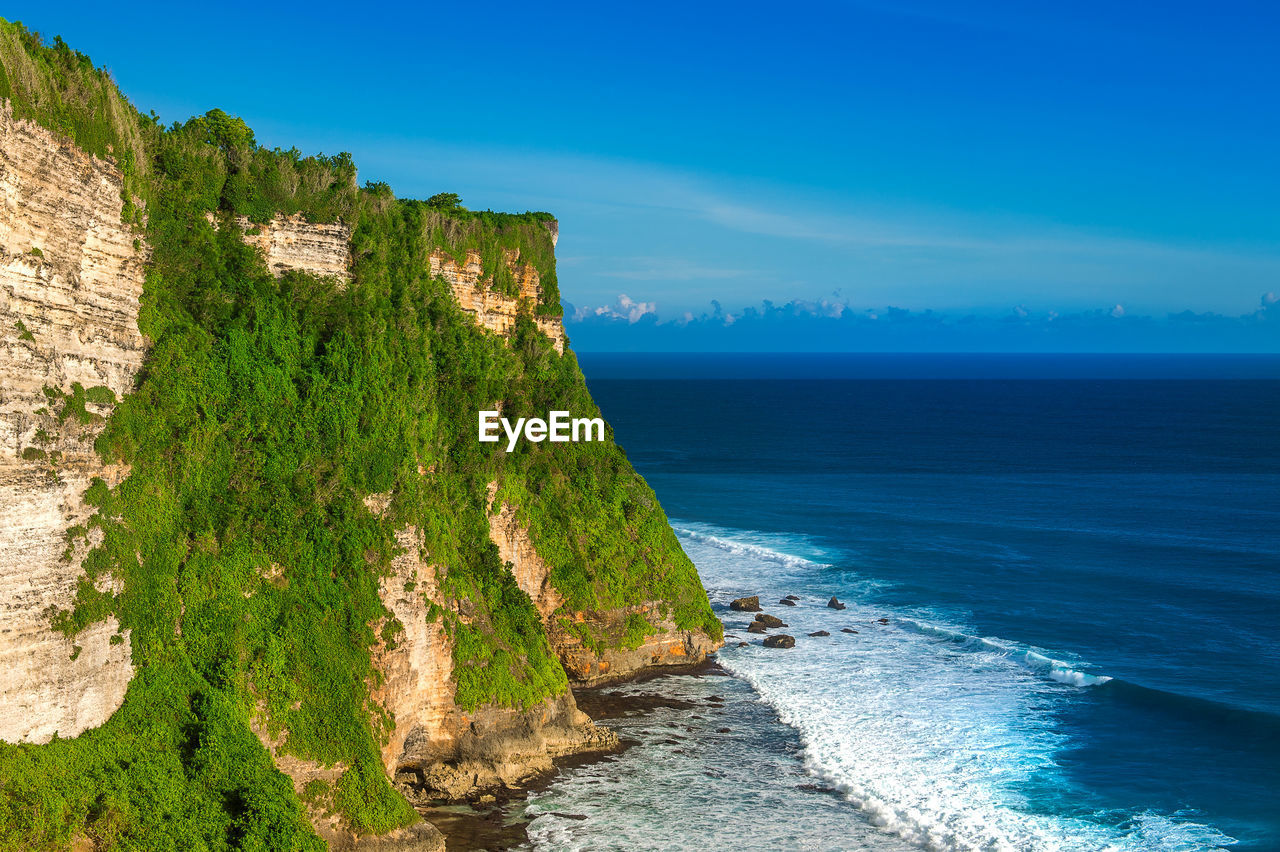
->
372;523;615;802
486;486;721;686
372;526;460;776
428;248;565;353
487;483;563;624
207;212;352;282
238;213;351;282
0;102;142;743
0;95;706;832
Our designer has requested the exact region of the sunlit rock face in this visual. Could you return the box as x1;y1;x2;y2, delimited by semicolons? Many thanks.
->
428;247;565;353
237;213;351;282
0;102;142;743
370;521;616;802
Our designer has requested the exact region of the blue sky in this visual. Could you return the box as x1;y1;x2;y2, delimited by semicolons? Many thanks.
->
12;1;1280;350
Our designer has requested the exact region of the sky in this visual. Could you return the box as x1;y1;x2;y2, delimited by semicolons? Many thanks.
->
11;0;1280;351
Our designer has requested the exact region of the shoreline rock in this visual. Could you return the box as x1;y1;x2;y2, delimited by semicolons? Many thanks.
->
730;596;761;612
415;661;728;849
763;635;795;649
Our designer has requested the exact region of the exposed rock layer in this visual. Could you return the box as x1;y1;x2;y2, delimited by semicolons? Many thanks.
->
0;102;141;743
238;213;351;281
486;486;721;686
551;602;723;685
428;248;565;353
487;484;563;623
373;524;616;802
251;708;446;852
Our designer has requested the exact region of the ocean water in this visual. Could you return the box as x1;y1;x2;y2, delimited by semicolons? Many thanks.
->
523;354;1280;851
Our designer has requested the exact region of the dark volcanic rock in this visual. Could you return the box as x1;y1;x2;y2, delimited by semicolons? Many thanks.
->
737;642;749;647
841;628;858;634
808;630;830;637
827;597;846;610
754;613;786;629
746;622;768;634
784;595;800;601
876;617;890;624
778;598;796;606
730;596;761;612
763;634;795;649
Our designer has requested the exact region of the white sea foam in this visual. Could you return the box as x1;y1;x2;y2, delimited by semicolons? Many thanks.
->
894;619;1114;688
676;522;1235;852
521;673;918;852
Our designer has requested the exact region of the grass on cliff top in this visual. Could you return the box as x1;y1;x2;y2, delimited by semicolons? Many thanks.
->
0;18;716;851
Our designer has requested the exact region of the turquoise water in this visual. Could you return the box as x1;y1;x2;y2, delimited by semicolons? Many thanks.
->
523;354;1280;851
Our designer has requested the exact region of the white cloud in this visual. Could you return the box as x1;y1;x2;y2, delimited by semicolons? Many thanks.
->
575;294;658;324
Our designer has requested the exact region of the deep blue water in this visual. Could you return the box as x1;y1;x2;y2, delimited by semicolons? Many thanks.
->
576;354;1280;851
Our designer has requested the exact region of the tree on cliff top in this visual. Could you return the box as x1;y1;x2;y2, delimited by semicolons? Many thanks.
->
426;191;464;210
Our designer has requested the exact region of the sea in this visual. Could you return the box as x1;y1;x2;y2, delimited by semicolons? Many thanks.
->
513;353;1280;852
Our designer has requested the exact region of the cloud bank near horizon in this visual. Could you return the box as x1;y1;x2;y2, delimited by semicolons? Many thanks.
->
563;292;1280;353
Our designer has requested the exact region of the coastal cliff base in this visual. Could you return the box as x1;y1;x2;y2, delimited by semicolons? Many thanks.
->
395;692;619;803
416;662;726;851
553;605;722;686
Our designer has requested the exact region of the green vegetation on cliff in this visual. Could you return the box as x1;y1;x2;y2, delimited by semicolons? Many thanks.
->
0;18;718;852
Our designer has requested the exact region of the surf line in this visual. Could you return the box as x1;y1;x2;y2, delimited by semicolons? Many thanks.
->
478;410;605;452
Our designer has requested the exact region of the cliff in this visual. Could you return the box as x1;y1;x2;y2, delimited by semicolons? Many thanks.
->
429;248;564;353
0;100;140;744
0;20;720;851
222;212;353;283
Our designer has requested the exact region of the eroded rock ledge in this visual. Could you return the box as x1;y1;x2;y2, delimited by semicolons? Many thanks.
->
429;248;565;353
207;211;353;282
